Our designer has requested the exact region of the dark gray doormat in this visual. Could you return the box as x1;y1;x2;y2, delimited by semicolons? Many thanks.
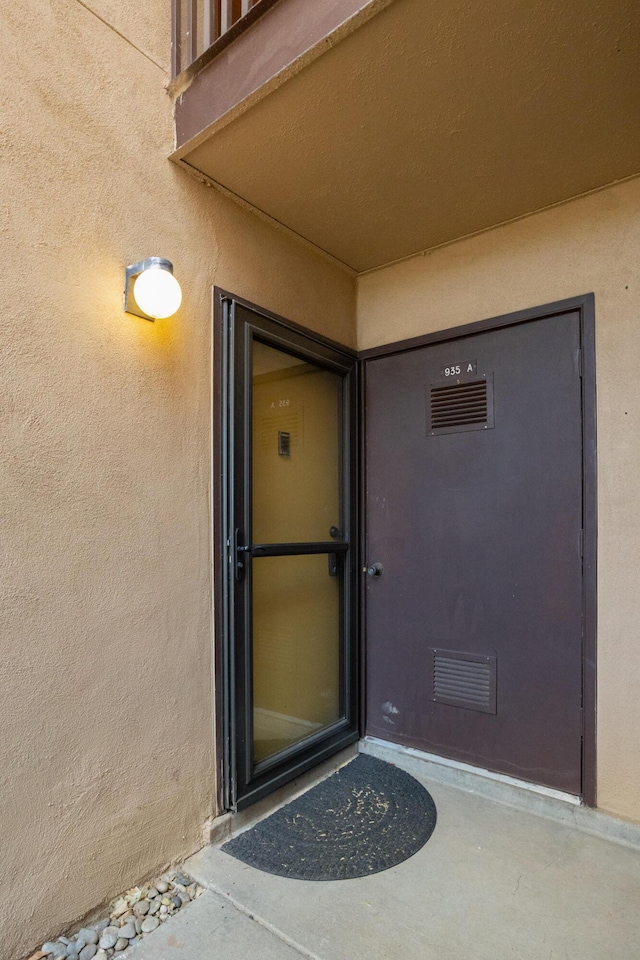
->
222;754;437;880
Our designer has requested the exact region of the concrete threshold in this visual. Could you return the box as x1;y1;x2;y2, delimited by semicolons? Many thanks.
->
362;735;640;852
204;735;640;853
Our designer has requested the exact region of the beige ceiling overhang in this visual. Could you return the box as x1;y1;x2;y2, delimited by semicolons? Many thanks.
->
173;0;640;273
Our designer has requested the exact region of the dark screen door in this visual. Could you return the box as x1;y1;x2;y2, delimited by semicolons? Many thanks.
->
223;298;358;810
365;310;585;795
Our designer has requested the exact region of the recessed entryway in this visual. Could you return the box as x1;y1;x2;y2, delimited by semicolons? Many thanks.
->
216;292;596;810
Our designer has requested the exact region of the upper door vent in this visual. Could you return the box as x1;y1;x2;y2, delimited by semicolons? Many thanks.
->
428;375;494;436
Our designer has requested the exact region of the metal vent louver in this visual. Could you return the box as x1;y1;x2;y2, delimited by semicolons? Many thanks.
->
429;649;497;714
428;377;494;435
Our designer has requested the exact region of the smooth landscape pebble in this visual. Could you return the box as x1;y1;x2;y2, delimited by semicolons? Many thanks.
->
114;940;128;952
140;916;160;934
43;945;67;959
78;945;97;960
98;934;117;950
78;929;99;947
156;881;169;893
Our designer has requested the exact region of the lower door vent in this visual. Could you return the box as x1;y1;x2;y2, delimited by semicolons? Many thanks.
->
429;648;497;714
428;376;494;435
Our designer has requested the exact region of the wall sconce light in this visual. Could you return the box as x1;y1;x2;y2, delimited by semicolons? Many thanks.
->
124;258;182;321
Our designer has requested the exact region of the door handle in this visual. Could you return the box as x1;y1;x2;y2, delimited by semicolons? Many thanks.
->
366;562;384;578
234;528;248;581
329;526;340;577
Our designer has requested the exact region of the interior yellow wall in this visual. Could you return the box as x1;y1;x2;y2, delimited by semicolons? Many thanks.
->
0;3;355;957
358;175;640;823
252;363;341;741
252;363;341;545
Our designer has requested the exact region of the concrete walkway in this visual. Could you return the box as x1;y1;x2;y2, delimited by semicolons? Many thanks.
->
127;761;640;960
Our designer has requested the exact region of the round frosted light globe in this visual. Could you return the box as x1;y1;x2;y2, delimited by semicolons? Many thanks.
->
134;266;182;319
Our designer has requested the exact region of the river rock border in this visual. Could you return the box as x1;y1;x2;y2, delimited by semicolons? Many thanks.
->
32;872;204;960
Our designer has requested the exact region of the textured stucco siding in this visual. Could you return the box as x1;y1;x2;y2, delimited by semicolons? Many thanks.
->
0;3;355;957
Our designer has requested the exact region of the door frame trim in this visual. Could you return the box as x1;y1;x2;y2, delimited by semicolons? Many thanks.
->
360;294;597;807
213;287;360;812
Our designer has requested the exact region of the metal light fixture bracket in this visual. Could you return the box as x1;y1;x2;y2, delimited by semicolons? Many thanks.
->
124;257;174;321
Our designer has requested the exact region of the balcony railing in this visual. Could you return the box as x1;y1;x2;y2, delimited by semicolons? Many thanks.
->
172;0;279;77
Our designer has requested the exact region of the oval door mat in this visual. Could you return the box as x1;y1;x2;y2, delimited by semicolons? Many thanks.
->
222;754;437;880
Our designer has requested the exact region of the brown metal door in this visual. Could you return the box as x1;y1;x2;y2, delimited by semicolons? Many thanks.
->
365;311;584;794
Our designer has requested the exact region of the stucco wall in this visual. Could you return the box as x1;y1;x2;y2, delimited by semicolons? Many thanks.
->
0;3;355;957
358;176;640;823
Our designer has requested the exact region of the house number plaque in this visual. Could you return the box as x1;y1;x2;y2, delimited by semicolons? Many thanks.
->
440;360;477;377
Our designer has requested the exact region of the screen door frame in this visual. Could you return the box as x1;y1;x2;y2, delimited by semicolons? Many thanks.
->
214;288;360;811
